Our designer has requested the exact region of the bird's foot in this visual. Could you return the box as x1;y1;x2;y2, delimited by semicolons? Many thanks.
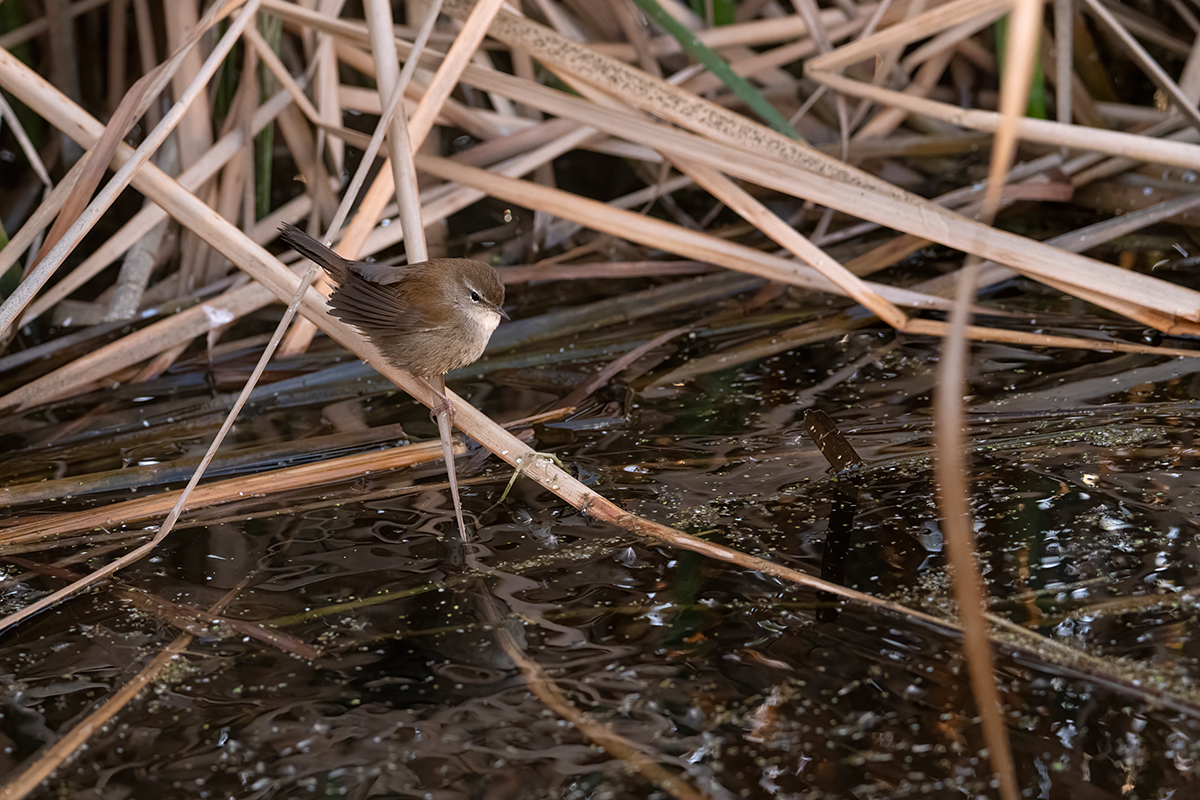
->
423;379;456;428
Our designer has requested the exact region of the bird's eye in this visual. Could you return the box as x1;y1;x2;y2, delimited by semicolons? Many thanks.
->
470;290;481;302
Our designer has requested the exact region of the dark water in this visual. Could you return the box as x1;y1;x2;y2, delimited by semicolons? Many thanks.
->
2;289;1200;799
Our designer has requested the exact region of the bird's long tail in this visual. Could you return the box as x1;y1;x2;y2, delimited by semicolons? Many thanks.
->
278;223;351;282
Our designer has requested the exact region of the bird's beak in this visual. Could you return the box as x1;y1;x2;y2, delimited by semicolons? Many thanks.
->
496;304;510;320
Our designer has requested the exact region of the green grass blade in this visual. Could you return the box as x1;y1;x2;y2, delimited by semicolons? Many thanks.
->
631;0;802;140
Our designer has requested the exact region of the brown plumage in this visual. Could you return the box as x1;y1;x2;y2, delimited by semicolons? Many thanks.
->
280;223;507;377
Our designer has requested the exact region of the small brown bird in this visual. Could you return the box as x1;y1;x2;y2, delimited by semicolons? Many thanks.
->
279;223;508;378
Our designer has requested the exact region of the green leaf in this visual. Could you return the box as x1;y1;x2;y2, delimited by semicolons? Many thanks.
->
632;0;802;140
995;15;1047;119
688;0;735;26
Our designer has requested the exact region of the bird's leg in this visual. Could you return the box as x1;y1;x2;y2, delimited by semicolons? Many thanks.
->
427;374;470;543
421;375;456;428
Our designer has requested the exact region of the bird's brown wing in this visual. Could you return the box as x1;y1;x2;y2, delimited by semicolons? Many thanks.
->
330;263;445;336
350;262;408;285
278;223;445;337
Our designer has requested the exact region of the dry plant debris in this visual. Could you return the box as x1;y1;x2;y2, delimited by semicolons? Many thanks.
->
1;1;1200;798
